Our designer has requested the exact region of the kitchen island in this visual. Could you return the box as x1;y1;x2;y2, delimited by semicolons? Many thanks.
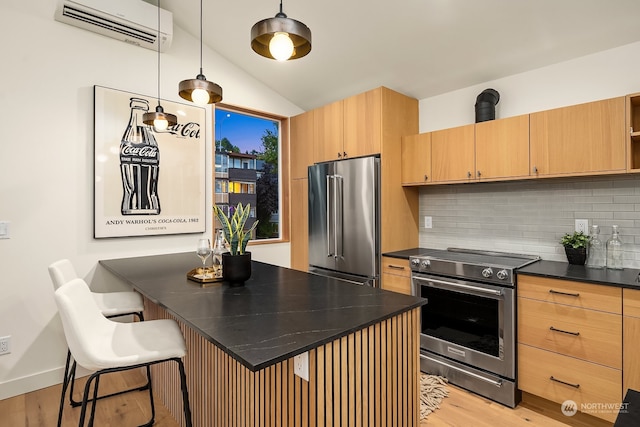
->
100;252;426;427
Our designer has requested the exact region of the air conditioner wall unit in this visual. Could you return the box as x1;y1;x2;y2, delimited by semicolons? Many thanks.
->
54;0;173;52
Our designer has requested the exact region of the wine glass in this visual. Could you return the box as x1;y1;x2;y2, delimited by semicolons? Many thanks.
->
196;238;212;278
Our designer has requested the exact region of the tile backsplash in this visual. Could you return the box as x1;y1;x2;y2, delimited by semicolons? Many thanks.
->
418;175;640;268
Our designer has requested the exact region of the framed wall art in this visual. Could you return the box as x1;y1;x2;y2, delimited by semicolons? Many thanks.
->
94;85;206;238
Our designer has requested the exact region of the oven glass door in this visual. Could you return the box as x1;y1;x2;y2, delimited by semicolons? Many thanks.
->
413;274;513;363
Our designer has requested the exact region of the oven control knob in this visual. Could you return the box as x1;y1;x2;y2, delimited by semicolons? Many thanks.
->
421;260;431;269
481;267;493;278
410;258;420;268
497;269;509;280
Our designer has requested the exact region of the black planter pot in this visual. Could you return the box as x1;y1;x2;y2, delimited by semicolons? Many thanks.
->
222;252;252;286
564;247;587;265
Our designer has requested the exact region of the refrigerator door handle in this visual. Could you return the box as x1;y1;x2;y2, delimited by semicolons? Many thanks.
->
326;175;333;257
335;174;343;258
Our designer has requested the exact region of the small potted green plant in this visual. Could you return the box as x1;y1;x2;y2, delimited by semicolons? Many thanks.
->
560;231;590;265
213;203;259;285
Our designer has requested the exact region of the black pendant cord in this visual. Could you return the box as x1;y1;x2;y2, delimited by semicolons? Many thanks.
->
156;0;161;107
199;0;203;76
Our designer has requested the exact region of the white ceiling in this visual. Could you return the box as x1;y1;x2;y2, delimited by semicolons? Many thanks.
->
159;0;640;111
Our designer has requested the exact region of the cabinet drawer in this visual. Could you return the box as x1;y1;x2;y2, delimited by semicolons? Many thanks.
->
518;344;622;423
518;298;622;368
623;288;640;318
518;275;621;314
381;257;411;278
381;272;412;295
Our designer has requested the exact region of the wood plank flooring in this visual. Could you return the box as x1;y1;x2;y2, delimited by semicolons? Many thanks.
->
0;369;610;426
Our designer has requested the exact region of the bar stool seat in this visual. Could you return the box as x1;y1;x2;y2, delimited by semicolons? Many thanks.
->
49;259;147;409
54;278;192;427
48;259;144;318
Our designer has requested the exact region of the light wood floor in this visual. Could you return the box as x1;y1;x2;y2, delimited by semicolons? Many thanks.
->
1;369;610;427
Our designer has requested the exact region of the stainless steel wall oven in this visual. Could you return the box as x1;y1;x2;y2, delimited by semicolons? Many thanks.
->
410;248;539;408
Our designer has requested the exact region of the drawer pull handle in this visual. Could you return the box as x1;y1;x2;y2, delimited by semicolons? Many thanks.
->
549;289;580;297
549;326;580;336
550;376;580;389
387;265;405;270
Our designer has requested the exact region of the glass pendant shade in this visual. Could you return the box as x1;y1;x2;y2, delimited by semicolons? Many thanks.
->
143;105;177;131
179;0;223;105
179;73;223;105
251;1;311;61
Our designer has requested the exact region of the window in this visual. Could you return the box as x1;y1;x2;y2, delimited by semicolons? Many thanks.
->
215;106;287;241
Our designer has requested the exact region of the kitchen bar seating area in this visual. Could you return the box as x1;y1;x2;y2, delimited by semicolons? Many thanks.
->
7;1;640;426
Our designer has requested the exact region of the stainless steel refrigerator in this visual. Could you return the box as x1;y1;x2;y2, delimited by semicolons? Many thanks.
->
308;155;380;287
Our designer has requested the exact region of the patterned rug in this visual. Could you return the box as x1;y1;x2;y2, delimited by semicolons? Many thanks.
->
420;374;449;419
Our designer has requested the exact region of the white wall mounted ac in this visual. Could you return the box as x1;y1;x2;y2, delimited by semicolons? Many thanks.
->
54;0;173;52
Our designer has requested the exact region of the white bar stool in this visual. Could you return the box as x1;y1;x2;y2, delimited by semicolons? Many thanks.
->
48;259;148;409
54;278;192;427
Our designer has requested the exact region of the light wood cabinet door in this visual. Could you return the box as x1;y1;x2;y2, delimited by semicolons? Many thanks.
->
381;273;412;295
290;178;308;271
475;114;530;180
518;344;621;423
313;100;344;163
381;257;412;295
518;297;622;368
343;88;382;158
530;97;626;176
431;124;475;183
623;288;640;394
401;133;431;185
290;110;315;180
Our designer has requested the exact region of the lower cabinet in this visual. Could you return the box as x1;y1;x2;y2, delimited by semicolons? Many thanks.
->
517;275;622;423
381;257;412;295
624;288;640;394
290;178;308;271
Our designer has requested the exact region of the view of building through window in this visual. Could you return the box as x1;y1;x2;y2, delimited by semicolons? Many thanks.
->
214;107;280;240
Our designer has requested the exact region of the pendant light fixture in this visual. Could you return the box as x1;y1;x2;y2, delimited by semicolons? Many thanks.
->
178;0;223;105
143;0;177;131
250;0;312;61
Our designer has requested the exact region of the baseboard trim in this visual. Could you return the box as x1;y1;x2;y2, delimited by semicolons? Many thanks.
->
0;364;93;401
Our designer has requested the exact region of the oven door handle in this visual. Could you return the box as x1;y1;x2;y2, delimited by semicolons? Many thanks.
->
420;354;503;387
413;276;503;297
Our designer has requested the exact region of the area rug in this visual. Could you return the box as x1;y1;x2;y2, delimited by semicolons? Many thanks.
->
420;373;449;419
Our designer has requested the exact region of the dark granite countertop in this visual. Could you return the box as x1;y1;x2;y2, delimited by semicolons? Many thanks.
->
100;252;426;372
517;259;640;289
384;248;640;289
382;248;424;259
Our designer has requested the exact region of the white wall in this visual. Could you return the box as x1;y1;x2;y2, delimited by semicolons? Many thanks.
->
417;41;640;264
0;2;300;399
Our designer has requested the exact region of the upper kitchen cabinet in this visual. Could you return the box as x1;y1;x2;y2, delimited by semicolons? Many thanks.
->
530;97;626;177
431;124;475;183
290;110;315;179
627;92;640;172
475;114;530;180
343;89;382;158
401;133;431;185
313;99;344;163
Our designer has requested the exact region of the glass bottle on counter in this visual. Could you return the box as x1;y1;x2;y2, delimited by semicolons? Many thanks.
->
586;225;606;269
606;225;623;270
212;229;226;278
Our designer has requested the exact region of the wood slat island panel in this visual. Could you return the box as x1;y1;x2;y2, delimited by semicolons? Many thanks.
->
146;300;420;427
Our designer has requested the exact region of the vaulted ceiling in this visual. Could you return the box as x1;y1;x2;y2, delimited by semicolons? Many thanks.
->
159;0;640;110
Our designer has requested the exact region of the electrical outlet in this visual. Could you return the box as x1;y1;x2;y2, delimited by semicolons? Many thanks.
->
0;336;11;355
424;216;433;229
294;351;309;381
575;219;589;234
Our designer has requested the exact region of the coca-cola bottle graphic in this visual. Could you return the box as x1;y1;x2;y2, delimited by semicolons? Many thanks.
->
120;98;161;215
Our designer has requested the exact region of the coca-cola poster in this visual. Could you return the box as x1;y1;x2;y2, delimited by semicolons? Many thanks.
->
94;85;206;238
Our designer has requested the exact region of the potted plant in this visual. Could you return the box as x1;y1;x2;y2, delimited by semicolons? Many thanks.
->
560;231;590;265
213;203;259;285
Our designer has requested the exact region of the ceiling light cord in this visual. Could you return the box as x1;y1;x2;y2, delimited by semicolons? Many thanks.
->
156;0;161;107
177;0;223;104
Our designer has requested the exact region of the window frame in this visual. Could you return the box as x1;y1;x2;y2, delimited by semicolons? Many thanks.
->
213;103;290;245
